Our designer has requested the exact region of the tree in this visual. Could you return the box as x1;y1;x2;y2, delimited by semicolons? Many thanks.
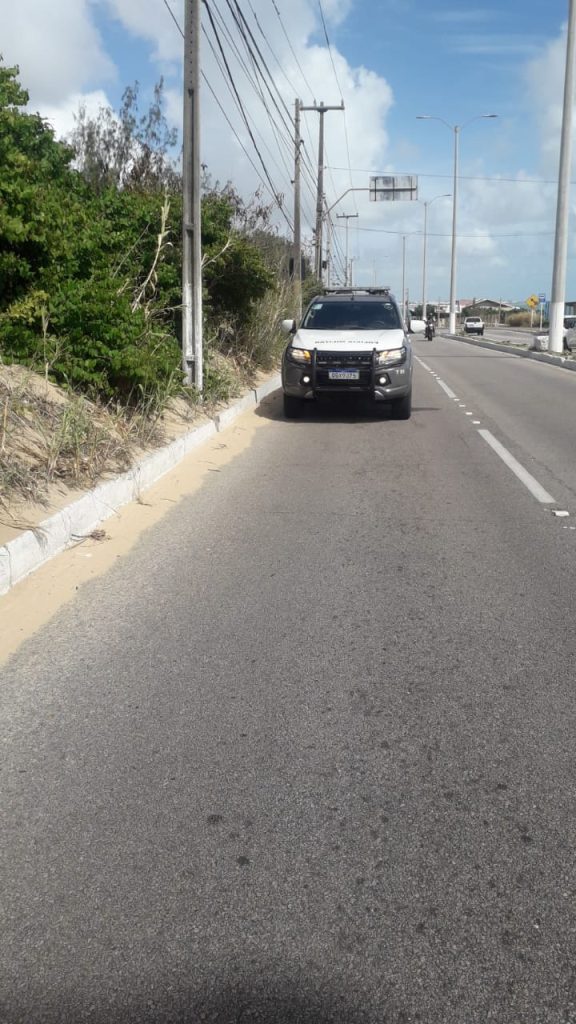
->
0;62;84;305
69;79;180;193
0;62;280;404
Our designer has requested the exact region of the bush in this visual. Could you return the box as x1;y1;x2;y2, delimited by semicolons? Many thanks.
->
0;61;287;411
507;312;533;327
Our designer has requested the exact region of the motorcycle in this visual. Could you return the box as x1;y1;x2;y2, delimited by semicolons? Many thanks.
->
425;321;435;341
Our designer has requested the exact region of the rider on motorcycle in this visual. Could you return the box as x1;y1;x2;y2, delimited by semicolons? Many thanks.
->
425;315;435;341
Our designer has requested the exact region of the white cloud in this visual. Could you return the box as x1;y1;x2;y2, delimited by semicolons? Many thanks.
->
525;26;570;177
0;0;394;287
100;0;183;65
451;35;540;57
0;0;115;107
41;90;112;140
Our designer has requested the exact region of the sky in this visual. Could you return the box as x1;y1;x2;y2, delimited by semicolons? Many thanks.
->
1;0;575;305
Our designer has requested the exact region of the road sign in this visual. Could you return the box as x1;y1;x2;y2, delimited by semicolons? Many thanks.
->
370;175;418;201
526;294;539;309
538;292;546;303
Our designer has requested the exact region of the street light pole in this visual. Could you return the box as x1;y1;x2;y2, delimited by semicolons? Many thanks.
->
417;114;497;335
421;193;450;323
549;0;576;354
402;235;407;324
449;126;459;335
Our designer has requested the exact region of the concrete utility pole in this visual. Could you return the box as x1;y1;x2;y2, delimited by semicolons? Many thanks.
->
182;0;203;390
336;212;358;286
325;214;333;286
300;101;344;280
293;99;302;315
549;0;576;354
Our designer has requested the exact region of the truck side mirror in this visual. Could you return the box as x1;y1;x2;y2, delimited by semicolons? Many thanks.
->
281;319;297;335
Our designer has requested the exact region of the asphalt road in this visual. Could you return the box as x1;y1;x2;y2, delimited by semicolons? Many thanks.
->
3;336;576;1023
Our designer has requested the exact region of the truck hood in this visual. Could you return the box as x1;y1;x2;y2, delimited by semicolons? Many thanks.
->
291;328;406;352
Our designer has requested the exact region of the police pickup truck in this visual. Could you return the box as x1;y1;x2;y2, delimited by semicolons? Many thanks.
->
280;288;413;419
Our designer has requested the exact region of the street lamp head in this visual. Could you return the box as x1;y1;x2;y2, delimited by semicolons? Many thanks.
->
427;193;451;203
417;113;498;130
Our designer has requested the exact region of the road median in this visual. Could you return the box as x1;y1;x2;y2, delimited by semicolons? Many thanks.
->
442;331;576;372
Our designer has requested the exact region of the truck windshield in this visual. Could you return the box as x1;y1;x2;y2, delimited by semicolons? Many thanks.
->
302;301;401;331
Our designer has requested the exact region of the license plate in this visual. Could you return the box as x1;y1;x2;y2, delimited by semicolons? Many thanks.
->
328;369;360;381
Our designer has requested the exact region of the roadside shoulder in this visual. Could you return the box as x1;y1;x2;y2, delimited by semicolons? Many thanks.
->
0;373;281;596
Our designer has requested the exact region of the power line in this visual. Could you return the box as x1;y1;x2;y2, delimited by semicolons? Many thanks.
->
203;0;294;230
269;0;315;95
161;0;184;36
267;0;333;214
327;166;571;186
202;11;294;197
339;224;556;238
208;0;319;226
316;0;357;215
216;0;319;203
243;0;318;228
159;0;294;231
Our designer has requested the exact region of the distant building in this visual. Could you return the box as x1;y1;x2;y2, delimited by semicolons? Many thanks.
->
462;299;519;315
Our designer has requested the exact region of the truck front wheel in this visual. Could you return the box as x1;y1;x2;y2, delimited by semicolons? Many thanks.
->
391;390;412;420
283;394;304;418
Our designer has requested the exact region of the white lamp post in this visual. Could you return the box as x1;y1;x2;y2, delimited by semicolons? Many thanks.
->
549;0;576;353
421;194;450;324
416;114;498;334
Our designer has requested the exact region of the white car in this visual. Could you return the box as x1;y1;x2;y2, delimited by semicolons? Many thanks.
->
535;315;576;352
464;316;484;336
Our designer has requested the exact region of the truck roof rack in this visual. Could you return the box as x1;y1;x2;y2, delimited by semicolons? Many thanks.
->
321;287;391;296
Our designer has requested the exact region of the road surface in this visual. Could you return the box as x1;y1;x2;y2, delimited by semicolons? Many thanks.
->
2;335;576;1023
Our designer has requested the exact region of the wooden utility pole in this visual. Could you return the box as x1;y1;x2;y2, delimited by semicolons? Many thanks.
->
300;101;344;281
182;0;203;390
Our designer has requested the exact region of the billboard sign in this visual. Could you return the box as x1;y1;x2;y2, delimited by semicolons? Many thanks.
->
370;175;418;201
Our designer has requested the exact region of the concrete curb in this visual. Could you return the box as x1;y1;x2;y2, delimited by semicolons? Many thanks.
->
0;374;281;596
442;332;576;371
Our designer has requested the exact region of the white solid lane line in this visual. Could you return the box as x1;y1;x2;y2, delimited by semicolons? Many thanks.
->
478;429;556;505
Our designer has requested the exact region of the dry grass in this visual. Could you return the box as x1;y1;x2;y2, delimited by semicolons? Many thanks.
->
0;365;169;521
0;285;290;528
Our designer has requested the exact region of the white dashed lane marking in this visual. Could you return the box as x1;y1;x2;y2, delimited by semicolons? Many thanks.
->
415;353;557;509
436;380;457;400
478;429;556;505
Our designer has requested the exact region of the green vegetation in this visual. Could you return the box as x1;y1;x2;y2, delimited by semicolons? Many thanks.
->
0;60;315;512
0;62;303;410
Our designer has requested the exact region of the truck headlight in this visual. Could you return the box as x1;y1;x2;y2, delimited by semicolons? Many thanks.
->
288;348;312;364
377;347;406;366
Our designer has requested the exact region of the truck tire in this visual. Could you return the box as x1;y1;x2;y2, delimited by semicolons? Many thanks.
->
391;390;412;420
283;394;304;418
